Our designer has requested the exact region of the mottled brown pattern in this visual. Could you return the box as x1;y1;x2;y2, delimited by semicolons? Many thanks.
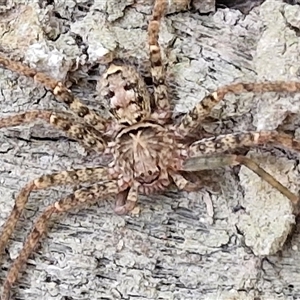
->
178;82;300;134
98;64;152;124
0;110;107;152
1;0;300;298
188;131;300;155
1;182;119;300
148;0;171;120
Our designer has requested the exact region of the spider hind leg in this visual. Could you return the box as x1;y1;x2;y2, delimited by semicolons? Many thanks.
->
177;81;300;135
0;55;108;131
148;0;171;121
0;110;107;152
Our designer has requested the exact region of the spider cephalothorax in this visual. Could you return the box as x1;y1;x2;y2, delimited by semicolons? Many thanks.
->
106;121;185;198
1;0;300;299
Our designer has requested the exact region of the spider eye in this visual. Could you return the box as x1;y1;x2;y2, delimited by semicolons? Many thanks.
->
109;108;120;117
105;90;115;99
124;83;134;91
148;170;152;175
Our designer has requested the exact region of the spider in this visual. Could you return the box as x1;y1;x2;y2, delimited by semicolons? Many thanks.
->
1;0;300;298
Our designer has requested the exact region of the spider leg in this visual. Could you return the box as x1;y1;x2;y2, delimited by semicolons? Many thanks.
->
0;110;107;152
188;131;300;156
0;181;119;300
0;167;110;260
169;171;200;192
114;185;138;215
177;81;300;135
148;0;171;121
182;154;300;213
0;55;108;131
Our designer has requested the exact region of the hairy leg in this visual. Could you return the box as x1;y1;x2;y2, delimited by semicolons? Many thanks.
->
0;110;107;152
0;167;110;260
188;131;300;156
114;185;138;215
0;55;108;131
177;81;300;135
182;154;300;213
169;171;199;191
0;180;119;300
148;0;171;121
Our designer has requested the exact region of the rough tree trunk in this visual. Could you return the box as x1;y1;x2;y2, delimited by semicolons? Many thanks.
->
1;0;300;299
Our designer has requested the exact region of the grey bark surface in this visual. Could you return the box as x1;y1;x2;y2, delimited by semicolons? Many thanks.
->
1;0;300;299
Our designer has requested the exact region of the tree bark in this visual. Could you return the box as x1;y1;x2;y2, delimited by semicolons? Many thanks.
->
1;0;300;299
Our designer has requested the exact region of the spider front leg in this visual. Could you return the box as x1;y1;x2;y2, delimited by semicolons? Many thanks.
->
182;154;300;212
0;167;109;260
148;0;171;121
184;131;300;211
0;110;107;152
0;180;119;300
177;81;300;135
0;55;108;131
